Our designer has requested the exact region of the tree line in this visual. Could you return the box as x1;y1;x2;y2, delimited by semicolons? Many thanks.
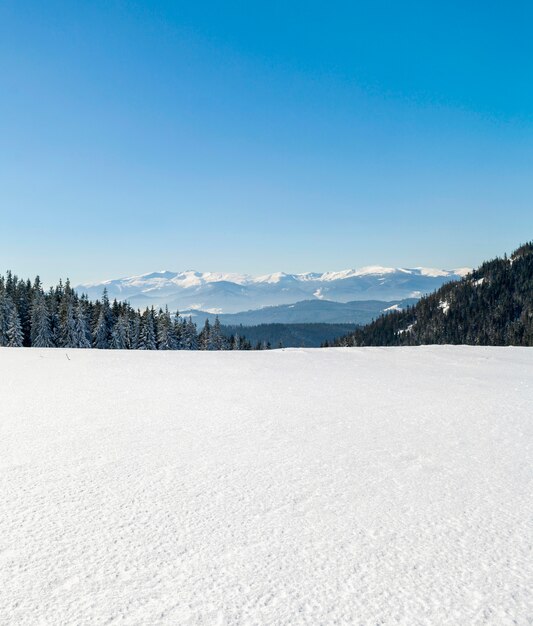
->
0;273;257;350
331;242;533;347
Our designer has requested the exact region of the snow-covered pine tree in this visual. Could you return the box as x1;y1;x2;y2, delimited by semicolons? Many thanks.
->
156;306;177;350
6;297;23;347
138;308;157;350
129;312;140;349
181;317;198;349
16;281;32;346
172;312;184;349
93;290;111;349
93;308;109;349
110;314;129;349
60;302;78;348
57;279;78;348
75;299;92;348
198;319;212;350
211;316;226;350
0;291;8;346
31;289;54;348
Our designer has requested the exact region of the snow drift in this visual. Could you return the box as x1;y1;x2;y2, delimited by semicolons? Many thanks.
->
1;346;531;624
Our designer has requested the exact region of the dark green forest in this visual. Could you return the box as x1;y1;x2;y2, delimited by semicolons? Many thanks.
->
222;323;357;348
332;242;533;347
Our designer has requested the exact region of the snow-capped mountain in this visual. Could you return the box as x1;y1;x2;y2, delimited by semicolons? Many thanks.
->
77;266;471;313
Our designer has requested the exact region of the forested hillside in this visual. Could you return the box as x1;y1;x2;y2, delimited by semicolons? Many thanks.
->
0;274;253;350
333;242;533;347
221;323;357;348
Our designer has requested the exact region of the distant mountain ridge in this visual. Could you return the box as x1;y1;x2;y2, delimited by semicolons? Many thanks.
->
183;298;419;326
77;266;470;313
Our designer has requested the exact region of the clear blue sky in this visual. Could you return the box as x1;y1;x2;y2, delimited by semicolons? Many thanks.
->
1;1;532;283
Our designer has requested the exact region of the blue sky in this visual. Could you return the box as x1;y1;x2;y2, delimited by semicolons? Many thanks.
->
1;1;532;283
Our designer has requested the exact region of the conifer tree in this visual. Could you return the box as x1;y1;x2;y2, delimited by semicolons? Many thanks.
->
129;313;141;350
182;317;198;349
93;290;111;349
61;302;78;348
156;307;177;350
198;319;212;350
110;314;129;349
6;298;23;347
0;292;9;347
211;316;226;350
138;308;157;350
31;290;54;348
75;299;92;348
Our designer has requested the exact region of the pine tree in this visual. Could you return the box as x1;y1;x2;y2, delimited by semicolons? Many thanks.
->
110;314;129;349
61;302;78;348
138;308;157;350
93;290;111;349
31;290;54;348
0;292;8;347
6;298;23;347
182;317;198;349
156;307;177;350
75;299;92;348
93;308;109;349
129;313;141;349
211;316;226;350
198;319;212;350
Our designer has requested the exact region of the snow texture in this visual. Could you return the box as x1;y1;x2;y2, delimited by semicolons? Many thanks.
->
1;346;532;625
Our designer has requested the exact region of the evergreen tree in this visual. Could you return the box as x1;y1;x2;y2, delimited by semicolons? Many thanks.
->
61;302;78;348
129;313;141;349
75;299;92;348
93;290;111;349
6;298;23;347
156;307;178;350
110;314;129;349
210;316;226;350
138;308;157;350
198;319;212;350
182;317;198;350
0;292;9;347
31;290;54;348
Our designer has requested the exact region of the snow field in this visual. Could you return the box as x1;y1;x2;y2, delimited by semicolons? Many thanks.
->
0;346;532;624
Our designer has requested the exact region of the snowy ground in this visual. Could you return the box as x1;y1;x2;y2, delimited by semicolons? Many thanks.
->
1;346;532;625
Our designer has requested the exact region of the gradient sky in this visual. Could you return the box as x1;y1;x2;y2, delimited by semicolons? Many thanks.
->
1;1;532;284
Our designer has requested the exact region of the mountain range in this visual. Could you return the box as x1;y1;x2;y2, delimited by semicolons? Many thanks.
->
183;298;419;326
77;266;470;315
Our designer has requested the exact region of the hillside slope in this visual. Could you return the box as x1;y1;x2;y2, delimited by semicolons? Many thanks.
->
335;242;533;346
1;347;532;624
221;323;357;347
186;298;418;326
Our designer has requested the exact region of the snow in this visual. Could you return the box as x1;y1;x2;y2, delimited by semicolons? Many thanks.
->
253;272;291;284
383;303;402;311
1;346;532;625
454;267;473;277
397;322;416;335
77;267;473;313
352;265;397;277
439;299;451;314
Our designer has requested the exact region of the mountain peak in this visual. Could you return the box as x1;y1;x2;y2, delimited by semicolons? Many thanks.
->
76;265;470;314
